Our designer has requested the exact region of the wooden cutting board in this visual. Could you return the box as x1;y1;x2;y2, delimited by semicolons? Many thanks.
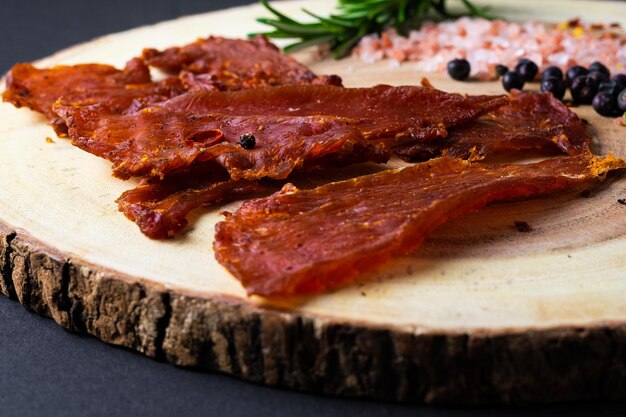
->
1;0;625;405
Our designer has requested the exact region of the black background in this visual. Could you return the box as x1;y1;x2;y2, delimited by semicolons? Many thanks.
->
1;1;625;416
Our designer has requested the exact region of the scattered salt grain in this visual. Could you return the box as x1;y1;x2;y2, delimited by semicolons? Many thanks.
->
352;18;626;79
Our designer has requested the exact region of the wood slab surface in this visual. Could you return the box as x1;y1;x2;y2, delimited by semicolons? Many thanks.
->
1;0;625;404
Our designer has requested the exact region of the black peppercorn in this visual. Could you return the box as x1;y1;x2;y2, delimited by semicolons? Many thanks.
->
502;70;524;92
240;133;256;149
541;66;563;81
495;64;509;77
447;58;471;81
565;65;588;86
592;91;622;117
541;77;566;100
515;58;538;82
589;61;610;78
570;75;596;104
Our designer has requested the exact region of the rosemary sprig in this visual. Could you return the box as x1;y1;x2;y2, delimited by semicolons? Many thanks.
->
252;0;496;59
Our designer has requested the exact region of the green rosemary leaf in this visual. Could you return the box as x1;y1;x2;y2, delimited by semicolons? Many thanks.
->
332;33;362;59
284;35;338;53
397;0;408;23
256;0;497;58
365;3;393;20
332;26;368;59
460;0;497;19
256;18;335;36
334;10;370;20
249;30;300;39
376;11;393;25
259;0;298;24
301;9;357;29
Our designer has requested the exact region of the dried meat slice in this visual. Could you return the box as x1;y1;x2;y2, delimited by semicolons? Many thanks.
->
163;84;508;145
2;59;185;135
214;154;625;297
55;103;386;180
3;36;339;135
117;164;263;239
143;35;342;89
394;90;590;161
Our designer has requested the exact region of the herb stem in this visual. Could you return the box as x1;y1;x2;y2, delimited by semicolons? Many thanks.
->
252;0;497;58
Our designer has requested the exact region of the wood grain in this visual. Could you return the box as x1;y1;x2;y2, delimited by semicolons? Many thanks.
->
1;0;626;404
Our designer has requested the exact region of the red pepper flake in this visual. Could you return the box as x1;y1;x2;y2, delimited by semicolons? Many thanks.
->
569;18;582;27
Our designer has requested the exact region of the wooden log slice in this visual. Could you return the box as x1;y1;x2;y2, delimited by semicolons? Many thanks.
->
1;0;626;405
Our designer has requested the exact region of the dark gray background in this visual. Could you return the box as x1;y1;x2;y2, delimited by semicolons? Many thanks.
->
0;1;624;416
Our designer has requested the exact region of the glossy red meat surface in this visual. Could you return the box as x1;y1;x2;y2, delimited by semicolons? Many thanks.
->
142;35;342;89
3;36;342;135
117;164;263;239
162;84;508;145
214;154;625;297
2;59;184;135
394;90;590;161
55;103;386;180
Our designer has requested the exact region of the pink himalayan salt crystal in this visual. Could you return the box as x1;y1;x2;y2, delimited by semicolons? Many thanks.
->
352;18;626;80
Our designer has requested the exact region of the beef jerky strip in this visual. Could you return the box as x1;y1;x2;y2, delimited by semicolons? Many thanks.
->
2;59;184;135
114;90;589;239
3;37;340;134
117;164;263;239
55;103;386;180
214;154;625;297
143;35;342;89
162;84;508;146
395;90;590;161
